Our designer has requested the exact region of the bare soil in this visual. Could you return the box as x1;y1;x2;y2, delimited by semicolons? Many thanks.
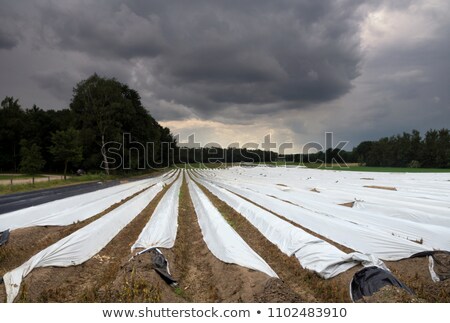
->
386;255;450;302
364;185;397;191
356;285;424;303
339;202;355;208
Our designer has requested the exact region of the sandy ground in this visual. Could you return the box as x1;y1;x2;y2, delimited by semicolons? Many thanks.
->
0;175;448;303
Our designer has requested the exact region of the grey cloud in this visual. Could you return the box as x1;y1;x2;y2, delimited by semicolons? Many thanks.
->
27;0;367;119
32;71;77;101
151;0;364;115
36;1;166;59
0;12;22;50
0;30;18;49
362;16;450;110
1;0;449;148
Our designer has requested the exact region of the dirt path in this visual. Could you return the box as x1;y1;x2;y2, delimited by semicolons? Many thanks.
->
1;181;176;303
0;175;68;186
167;175;271;302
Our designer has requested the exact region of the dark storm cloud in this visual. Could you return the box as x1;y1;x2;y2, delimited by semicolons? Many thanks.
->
23;0;367;118
151;0;364;115
283;2;450;148
0;7;22;50
1;0;449;147
35;1;166;59
31;71;78;101
0;30;18;49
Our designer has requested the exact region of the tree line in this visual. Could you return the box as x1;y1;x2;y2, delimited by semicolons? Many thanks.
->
283;129;449;168
174;147;278;164
0;74;176;177
352;129;450;168
174;129;449;168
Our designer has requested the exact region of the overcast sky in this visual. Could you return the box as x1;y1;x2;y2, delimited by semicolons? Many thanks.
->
0;0;449;151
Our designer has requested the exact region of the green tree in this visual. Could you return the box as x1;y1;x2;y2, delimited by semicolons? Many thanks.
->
353;141;373;165
0;96;26;172
19;140;45;183
49;128;83;180
422;129;439;167
410;130;422;164
70;74;124;174
70;74;173;172
436;128;450;168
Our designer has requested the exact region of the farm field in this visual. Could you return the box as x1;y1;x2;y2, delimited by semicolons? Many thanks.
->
0;166;449;303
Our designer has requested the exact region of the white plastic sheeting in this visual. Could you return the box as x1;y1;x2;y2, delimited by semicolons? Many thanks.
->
191;173;383;278
186;173;278;278
351;199;450;228
0;170;176;231
131;172;183;251
3;173;177;303
195;171;450;251
195;169;433;261
203;167;450;209
195;166;450;229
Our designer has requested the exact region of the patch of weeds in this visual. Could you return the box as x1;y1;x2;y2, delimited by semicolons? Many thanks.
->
174;286;185;297
219;210;235;228
0;244;16;276
78;287;99;302
179;186;184;199
0;245;10;263
314;280;346;302
216;205;236;228
302;271;315;283
118;267;162;303
222;213;236;228
94;266;162;303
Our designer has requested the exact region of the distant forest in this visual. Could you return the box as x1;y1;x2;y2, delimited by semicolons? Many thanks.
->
1;74;449;174
347;129;450;168
176;128;450;169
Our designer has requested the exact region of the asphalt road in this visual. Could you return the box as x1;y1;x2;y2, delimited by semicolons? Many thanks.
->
0;180;123;215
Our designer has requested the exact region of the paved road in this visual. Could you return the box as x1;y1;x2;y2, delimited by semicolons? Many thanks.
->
0;180;123;215
0;170;169;215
